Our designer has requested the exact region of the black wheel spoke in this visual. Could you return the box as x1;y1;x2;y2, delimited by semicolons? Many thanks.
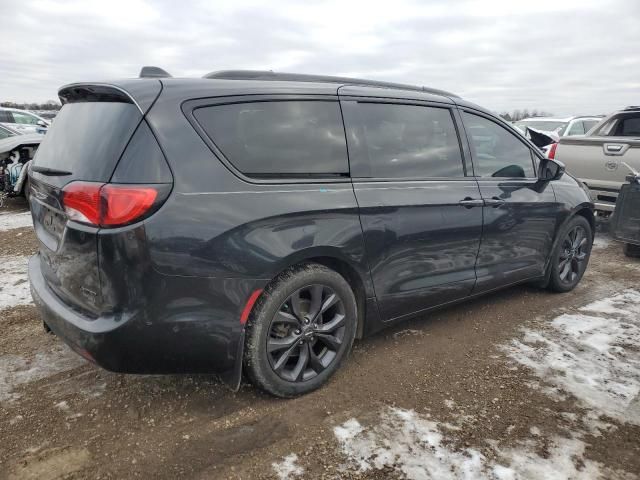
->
572;229;584;249
316;332;342;351
290;343;310;381
560;261;571;281
308;285;324;320
320;293;340;315
308;346;324;373
316;313;345;334
273;342;299;372
577;236;588;249
290;289;304;320
268;335;299;353
274;310;300;327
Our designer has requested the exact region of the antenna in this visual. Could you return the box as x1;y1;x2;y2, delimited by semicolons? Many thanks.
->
139;66;172;78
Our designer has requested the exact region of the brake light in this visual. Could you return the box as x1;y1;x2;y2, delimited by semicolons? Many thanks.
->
62;182;102;225
101;185;157;226
62;182;162;227
548;142;558;159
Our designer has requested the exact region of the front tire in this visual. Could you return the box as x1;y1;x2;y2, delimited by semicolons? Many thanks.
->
623;243;640;258
548;216;593;293
244;263;357;397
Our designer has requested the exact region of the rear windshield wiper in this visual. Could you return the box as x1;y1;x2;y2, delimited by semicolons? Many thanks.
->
31;166;73;176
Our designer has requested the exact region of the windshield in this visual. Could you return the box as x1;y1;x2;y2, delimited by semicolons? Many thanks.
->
515;120;568;135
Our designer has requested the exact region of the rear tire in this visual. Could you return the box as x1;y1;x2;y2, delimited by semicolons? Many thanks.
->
23;177;31;209
548;216;593;293
623;243;640;258
244;263;357;397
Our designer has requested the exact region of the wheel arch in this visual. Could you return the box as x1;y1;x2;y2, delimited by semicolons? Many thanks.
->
574;206;596;239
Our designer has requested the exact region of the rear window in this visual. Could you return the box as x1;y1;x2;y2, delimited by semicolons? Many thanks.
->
194;101;348;177
342;102;464;178
32;102;141;182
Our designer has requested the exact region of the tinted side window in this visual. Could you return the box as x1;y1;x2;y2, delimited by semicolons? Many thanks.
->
619;117;640;136
343;102;464;178
462;112;535;178
194;101;348;176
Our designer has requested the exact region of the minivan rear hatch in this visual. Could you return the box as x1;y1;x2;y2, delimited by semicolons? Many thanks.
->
29;83;159;316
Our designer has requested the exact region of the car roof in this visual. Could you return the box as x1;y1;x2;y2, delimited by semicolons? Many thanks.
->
60;71;464;110
517;116;601;122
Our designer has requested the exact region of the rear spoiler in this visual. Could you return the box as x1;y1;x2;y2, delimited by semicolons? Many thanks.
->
58;81;163;115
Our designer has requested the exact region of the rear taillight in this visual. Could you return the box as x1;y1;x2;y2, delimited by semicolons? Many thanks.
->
62;181;167;227
547;142;558;159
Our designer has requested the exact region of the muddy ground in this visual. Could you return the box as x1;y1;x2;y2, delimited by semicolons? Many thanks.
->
1;202;639;479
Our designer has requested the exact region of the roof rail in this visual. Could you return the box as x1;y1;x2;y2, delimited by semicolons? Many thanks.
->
203;70;459;98
139;66;172;78
623;105;640;111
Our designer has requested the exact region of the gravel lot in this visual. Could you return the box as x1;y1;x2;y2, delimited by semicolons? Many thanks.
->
1;201;639;480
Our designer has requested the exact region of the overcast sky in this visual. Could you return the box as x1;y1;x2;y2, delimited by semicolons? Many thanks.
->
2;0;638;116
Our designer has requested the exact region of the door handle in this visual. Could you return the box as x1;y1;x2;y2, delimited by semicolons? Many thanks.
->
458;198;484;208
485;197;505;208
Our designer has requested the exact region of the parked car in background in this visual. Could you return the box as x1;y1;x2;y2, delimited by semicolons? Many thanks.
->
552;106;640;212
31;110;59;122
0;123;21;140
514;116;603;137
0;107;50;134
29;69;594;398
0;131;42;203
515;116;604;156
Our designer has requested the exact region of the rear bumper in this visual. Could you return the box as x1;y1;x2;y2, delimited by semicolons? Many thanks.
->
28;254;245;383
588;188;618;212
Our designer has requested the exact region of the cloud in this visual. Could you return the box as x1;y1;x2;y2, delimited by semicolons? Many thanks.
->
1;0;638;115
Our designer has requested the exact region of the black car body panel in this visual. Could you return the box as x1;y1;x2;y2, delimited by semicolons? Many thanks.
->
29;75;594;389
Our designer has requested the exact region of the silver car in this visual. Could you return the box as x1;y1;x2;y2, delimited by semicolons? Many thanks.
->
0;107;50;134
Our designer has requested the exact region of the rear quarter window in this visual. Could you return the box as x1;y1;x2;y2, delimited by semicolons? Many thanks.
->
193;100;349;177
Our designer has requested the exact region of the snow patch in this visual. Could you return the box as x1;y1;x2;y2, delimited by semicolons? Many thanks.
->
272;454;303;480
0;255;32;310
335;408;486;478
0;345;84;402
0;211;33;231
335;408;630;479
491;436;623;480
504;289;640;425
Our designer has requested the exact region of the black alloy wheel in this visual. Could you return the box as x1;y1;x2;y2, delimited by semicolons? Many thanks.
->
267;284;346;382
548;215;592;293
558;225;589;284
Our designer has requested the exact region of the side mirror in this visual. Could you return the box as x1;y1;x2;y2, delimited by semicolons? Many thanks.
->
538;158;565;181
36;120;47;127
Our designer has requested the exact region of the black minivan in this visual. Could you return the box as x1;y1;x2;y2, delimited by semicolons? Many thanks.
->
28;70;594;397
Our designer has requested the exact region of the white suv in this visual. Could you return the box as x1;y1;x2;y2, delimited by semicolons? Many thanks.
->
514;116;602;137
0;107;50;134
